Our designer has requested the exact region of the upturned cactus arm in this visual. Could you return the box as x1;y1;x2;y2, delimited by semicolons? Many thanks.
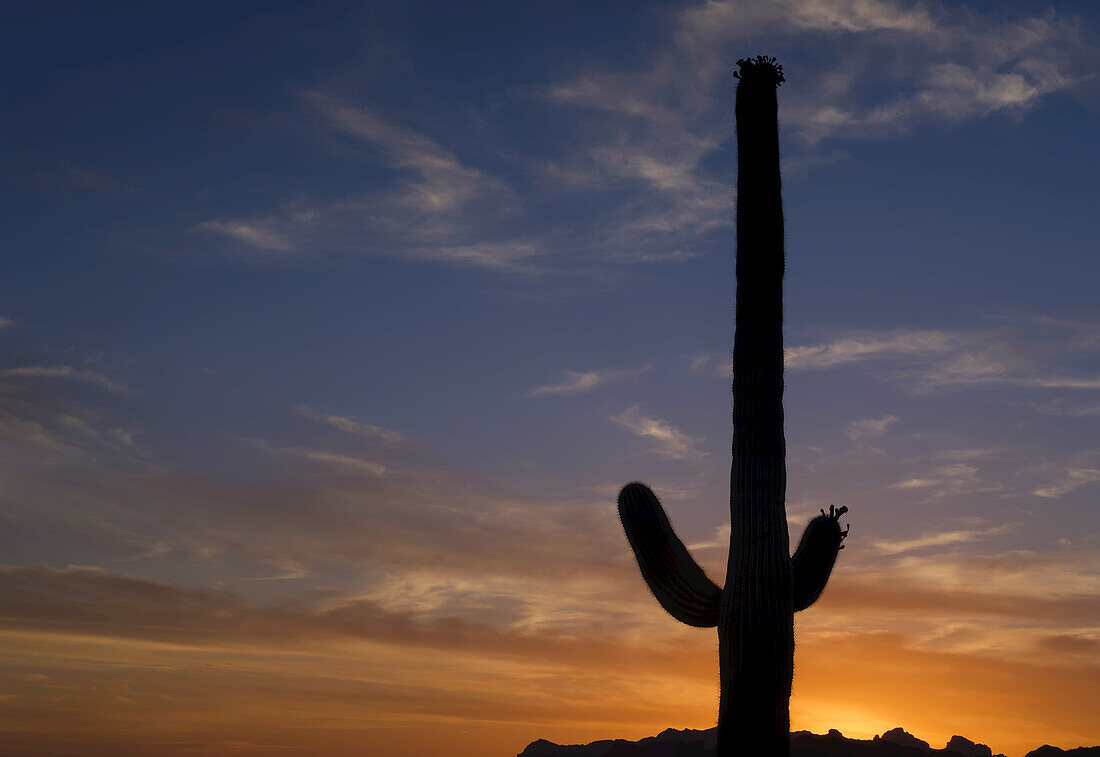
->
791;505;849;612
618;483;721;628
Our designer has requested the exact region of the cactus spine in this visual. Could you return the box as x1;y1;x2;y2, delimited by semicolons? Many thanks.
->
618;57;849;757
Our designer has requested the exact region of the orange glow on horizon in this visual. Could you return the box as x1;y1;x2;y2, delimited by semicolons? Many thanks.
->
0;598;1095;757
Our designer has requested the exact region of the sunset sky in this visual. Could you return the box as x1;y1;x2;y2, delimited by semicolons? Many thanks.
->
1;1;1099;756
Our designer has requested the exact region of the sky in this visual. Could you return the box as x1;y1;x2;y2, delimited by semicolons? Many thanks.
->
1;1;1098;755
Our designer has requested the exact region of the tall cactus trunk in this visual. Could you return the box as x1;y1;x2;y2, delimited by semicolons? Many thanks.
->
617;55;849;757
718;57;792;757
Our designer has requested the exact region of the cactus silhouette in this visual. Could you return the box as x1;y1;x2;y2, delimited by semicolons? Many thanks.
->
618;56;850;757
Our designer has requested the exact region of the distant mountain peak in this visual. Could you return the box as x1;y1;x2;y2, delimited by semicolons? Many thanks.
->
947;735;993;757
519;727;1099;757
875;727;931;752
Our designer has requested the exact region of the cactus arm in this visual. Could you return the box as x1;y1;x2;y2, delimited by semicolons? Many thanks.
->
618;483;721;628
791;505;849;611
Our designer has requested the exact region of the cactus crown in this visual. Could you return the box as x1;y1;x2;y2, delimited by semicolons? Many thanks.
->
734;55;785;86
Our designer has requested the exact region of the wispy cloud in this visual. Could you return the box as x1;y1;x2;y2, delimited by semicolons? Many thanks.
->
691;320;1100;453
687;522;732;552
0;365;126;393
1037;316;1100;349
929;448;1003;462
1005;376;1100;390
768;1;1079;142
690;329;993;382
1034;451;1100;499
194;1;1089;283
687;352;726;376
308;92;509;215
854;548;1100;604
887;462;1006;501
271;447;387;477
0;376;140;463
874;521;1016;554
785;330;967;371
845;414;899;440
294;406;406;445
1023;399;1100;418
197;95;546;274
195;220;293;251
404;241;545;273
0;409;88;457
527;363;652;397
246;562;310;581
787;325;1100;393
538;0;1088;249
609;405;706;461
116;542;172;563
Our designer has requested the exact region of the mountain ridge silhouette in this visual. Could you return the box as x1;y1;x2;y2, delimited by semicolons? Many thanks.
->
518;727;1100;757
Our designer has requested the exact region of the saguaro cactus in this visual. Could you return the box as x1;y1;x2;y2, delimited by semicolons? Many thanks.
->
618;56;849;757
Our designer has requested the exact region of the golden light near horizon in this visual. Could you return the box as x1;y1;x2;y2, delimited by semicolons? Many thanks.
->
1;552;1096;756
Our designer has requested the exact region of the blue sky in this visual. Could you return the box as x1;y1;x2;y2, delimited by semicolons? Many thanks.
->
1;2;1098;755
